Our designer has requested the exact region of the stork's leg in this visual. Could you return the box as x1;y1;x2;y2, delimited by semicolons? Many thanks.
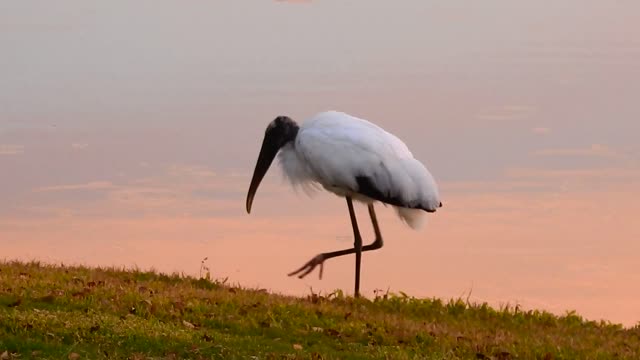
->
287;201;385;297
366;203;384;250
346;197;363;297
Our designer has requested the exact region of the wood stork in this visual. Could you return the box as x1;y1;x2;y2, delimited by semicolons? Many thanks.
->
246;111;442;297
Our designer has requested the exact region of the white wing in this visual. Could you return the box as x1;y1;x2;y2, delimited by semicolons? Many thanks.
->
278;111;440;229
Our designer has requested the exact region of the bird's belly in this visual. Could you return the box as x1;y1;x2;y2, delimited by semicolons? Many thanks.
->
321;184;351;197
321;184;376;204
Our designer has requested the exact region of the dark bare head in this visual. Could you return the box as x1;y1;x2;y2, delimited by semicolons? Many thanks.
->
246;116;299;213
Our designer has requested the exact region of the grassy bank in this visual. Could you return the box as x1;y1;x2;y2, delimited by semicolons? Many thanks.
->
0;260;637;359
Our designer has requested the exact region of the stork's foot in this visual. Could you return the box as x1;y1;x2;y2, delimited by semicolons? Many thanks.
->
288;254;325;280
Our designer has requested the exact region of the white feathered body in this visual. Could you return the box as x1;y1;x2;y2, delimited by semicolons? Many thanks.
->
277;111;441;229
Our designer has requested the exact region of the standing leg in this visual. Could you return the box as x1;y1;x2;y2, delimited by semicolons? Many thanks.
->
346;197;362;297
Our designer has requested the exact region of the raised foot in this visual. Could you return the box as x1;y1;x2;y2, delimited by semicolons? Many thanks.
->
287;254;326;280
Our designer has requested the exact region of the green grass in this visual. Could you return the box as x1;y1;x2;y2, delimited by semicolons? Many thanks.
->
0;260;638;359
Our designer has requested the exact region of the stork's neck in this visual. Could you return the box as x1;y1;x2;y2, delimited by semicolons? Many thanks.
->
282;122;299;145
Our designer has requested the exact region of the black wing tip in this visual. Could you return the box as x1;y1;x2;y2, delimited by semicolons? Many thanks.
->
356;175;442;212
425;202;443;213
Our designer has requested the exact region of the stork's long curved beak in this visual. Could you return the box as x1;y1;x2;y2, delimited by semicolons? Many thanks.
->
246;133;280;214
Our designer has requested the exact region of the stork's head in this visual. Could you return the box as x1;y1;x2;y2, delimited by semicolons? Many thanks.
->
246;116;299;214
